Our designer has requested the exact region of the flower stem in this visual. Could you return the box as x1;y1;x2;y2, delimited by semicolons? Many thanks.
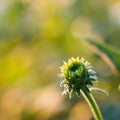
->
81;89;103;120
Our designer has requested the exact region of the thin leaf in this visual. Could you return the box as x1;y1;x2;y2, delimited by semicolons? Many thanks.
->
86;38;120;72
89;87;109;96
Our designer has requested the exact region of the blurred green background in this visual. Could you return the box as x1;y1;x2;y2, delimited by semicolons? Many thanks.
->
0;0;120;120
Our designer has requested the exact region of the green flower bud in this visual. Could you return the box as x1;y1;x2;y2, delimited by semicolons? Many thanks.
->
59;57;97;98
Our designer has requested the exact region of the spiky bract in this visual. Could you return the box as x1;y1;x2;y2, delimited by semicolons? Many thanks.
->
59;57;97;98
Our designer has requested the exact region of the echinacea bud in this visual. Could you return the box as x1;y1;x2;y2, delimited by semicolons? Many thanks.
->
59;57;97;98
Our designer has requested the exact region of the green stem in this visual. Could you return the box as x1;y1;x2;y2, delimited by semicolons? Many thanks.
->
81;89;103;120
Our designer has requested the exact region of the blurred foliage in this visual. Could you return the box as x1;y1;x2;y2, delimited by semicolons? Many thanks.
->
84;38;120;74
0;0;120;120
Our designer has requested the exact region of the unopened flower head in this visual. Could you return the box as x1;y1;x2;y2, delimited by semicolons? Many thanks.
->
59;57;97;98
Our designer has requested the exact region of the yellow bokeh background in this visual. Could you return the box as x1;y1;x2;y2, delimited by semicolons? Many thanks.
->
0;0;120;120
